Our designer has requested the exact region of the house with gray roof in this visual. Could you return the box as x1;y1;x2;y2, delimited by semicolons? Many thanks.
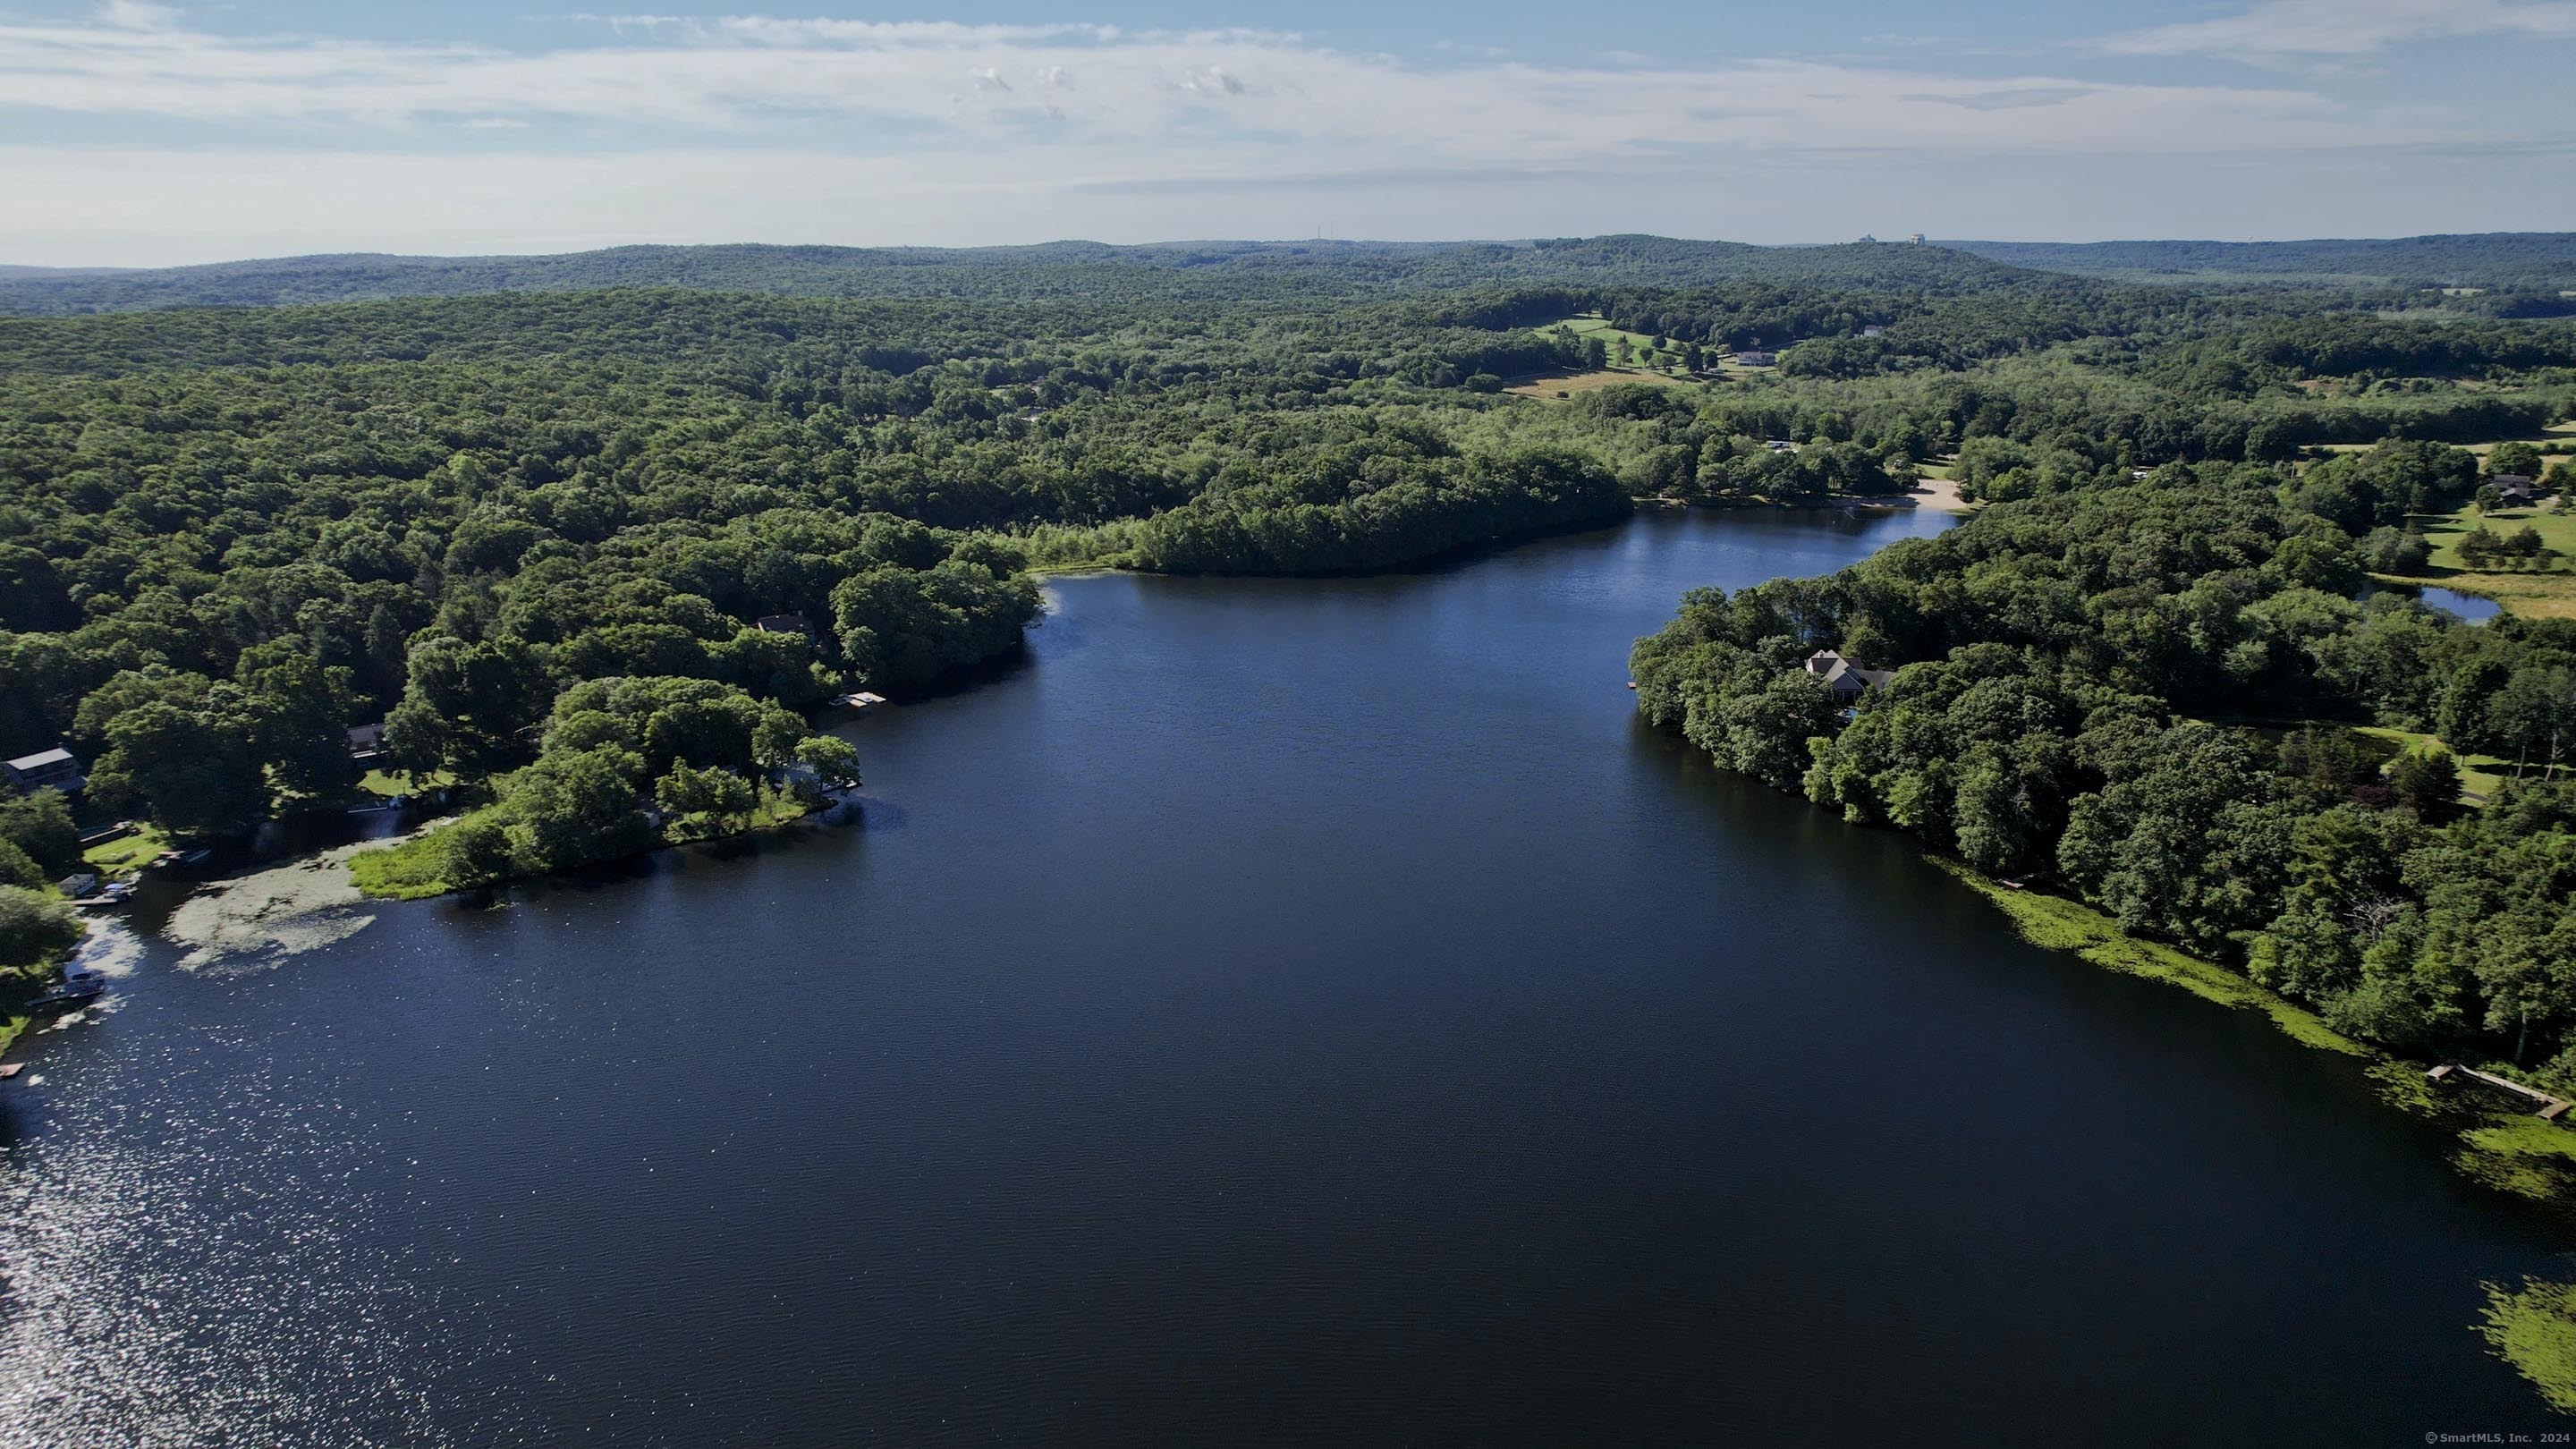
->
3;746;83;795
1803;650;1896;705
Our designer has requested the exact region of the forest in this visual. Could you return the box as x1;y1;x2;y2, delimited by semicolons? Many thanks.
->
1949;233;2576;300
2;232;2574;928
1631;450;2576;1088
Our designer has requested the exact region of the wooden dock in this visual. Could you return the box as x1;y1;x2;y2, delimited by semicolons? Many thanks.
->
2428;1063;2573;1119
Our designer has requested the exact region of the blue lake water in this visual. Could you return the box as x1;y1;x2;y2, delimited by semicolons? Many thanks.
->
0;506;2564;1445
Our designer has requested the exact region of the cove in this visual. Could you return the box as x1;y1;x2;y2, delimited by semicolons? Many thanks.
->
1;506;2569;1445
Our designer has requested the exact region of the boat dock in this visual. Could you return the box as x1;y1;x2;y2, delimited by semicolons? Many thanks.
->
2428;1063;2573;1119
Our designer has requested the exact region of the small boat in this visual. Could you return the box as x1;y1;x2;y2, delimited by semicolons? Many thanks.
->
30;979;103;1011
151;847;215;876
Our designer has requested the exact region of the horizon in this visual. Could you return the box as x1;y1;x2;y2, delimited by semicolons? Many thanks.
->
7;0;2576;267
5;230;2566;275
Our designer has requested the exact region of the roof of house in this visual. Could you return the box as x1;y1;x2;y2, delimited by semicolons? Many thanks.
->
754;613;813;633
6;747;73;772
1804;650;1894;693
2496;474;2537;489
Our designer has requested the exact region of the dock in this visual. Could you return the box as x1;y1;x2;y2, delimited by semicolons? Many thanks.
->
2428;1063;2573;1119
833;691;890;715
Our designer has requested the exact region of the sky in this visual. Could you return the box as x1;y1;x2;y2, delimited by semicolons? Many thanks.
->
1;0;2572;266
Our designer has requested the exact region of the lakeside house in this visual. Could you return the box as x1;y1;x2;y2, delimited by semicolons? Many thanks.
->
755;613;815;638
4;746;83;795
348;722;386;759
1803;649;1896;705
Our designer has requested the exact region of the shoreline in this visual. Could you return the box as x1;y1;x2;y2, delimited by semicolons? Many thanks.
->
1938;854;2576;1405
349;790;843;902
1936;858;2576;1207
1029;489;1969;580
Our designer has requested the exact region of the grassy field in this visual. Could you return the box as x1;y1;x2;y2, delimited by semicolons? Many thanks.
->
1529;315;1712;375
2348;725;2564;805
2309;420;2576;458
2190;717;2534;808
1534;314;1669;355
2420;572;2576;619
2414;498;2576;572
2379;496;2576;618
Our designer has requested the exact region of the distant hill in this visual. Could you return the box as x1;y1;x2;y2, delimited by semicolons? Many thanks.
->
0;236;2034;314
1944;234;2576;292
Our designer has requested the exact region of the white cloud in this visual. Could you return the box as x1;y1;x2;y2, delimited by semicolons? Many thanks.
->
2094;0;2576;58
0;9;2558;261
0;9;2447;157
94;0;181;32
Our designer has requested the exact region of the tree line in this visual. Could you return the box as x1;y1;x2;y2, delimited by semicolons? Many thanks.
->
1633;455;2576;1084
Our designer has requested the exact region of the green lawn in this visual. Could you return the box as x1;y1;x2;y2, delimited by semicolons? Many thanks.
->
358;767;454;799
1530;315;1704;376
2413;499;2576;573
80;822;170;878
2351;725;2571;804
2192;718;2542;809
2377;496;2576;619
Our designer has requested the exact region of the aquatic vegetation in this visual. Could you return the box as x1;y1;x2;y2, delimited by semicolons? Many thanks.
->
1936;861;2362;1055
2457;1117;2576;1202
2481;1277;2576;1414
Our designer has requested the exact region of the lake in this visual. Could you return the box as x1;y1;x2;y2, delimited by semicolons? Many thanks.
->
1;506;2566;1445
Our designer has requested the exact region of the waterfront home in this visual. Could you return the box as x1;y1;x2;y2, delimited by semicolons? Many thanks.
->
1803;650;1896;704
755;613;815;637
347;722;386;758
3;746;82;795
